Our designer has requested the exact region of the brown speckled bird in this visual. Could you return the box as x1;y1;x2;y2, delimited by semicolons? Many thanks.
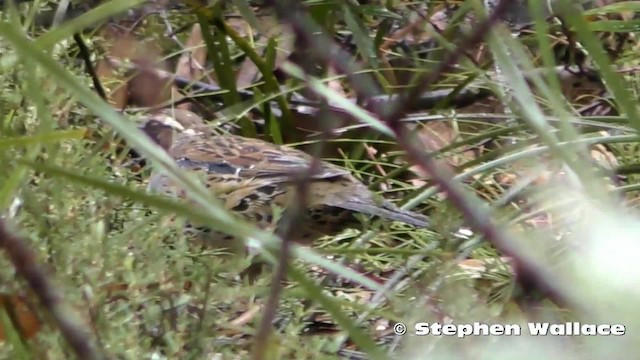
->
140;109;429;246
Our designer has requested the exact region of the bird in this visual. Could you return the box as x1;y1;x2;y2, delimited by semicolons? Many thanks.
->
139;109;429;248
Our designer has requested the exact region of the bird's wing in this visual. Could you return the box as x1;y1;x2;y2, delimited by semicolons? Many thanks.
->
169;133;350;182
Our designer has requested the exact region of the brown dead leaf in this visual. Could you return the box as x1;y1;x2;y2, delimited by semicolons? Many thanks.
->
230;305;263;326
128;60;173;108
0;294;42;342
407;121;478;182
590;132;619;171
95;26;135;109
96;26;171;109
236;23;295;88
236;57;260;88
173;24;208;111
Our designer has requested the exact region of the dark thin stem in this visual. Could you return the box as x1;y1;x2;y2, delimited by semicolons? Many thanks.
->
74;33;107;101
251;161;319;360
252;105;338;359
250;229;292;360
0;220;105;360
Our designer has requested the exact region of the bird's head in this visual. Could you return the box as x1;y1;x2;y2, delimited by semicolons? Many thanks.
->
138;114;185;150
138;109;210;150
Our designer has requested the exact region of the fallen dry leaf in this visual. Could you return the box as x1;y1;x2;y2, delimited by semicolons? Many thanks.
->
174;24;208;111
0;294;42;342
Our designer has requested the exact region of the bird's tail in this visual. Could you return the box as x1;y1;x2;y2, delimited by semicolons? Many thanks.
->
335;199;429;228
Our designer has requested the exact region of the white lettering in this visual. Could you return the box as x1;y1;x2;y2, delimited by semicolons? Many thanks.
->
490;324;504;335
458;324;473;338
550;324;565;335
442;324;456;335
476;322;489;335
504;324;521;335
528;322;549;335
582;324;596;335
414;322;430;336
611;324;626;335
527;323;627;336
